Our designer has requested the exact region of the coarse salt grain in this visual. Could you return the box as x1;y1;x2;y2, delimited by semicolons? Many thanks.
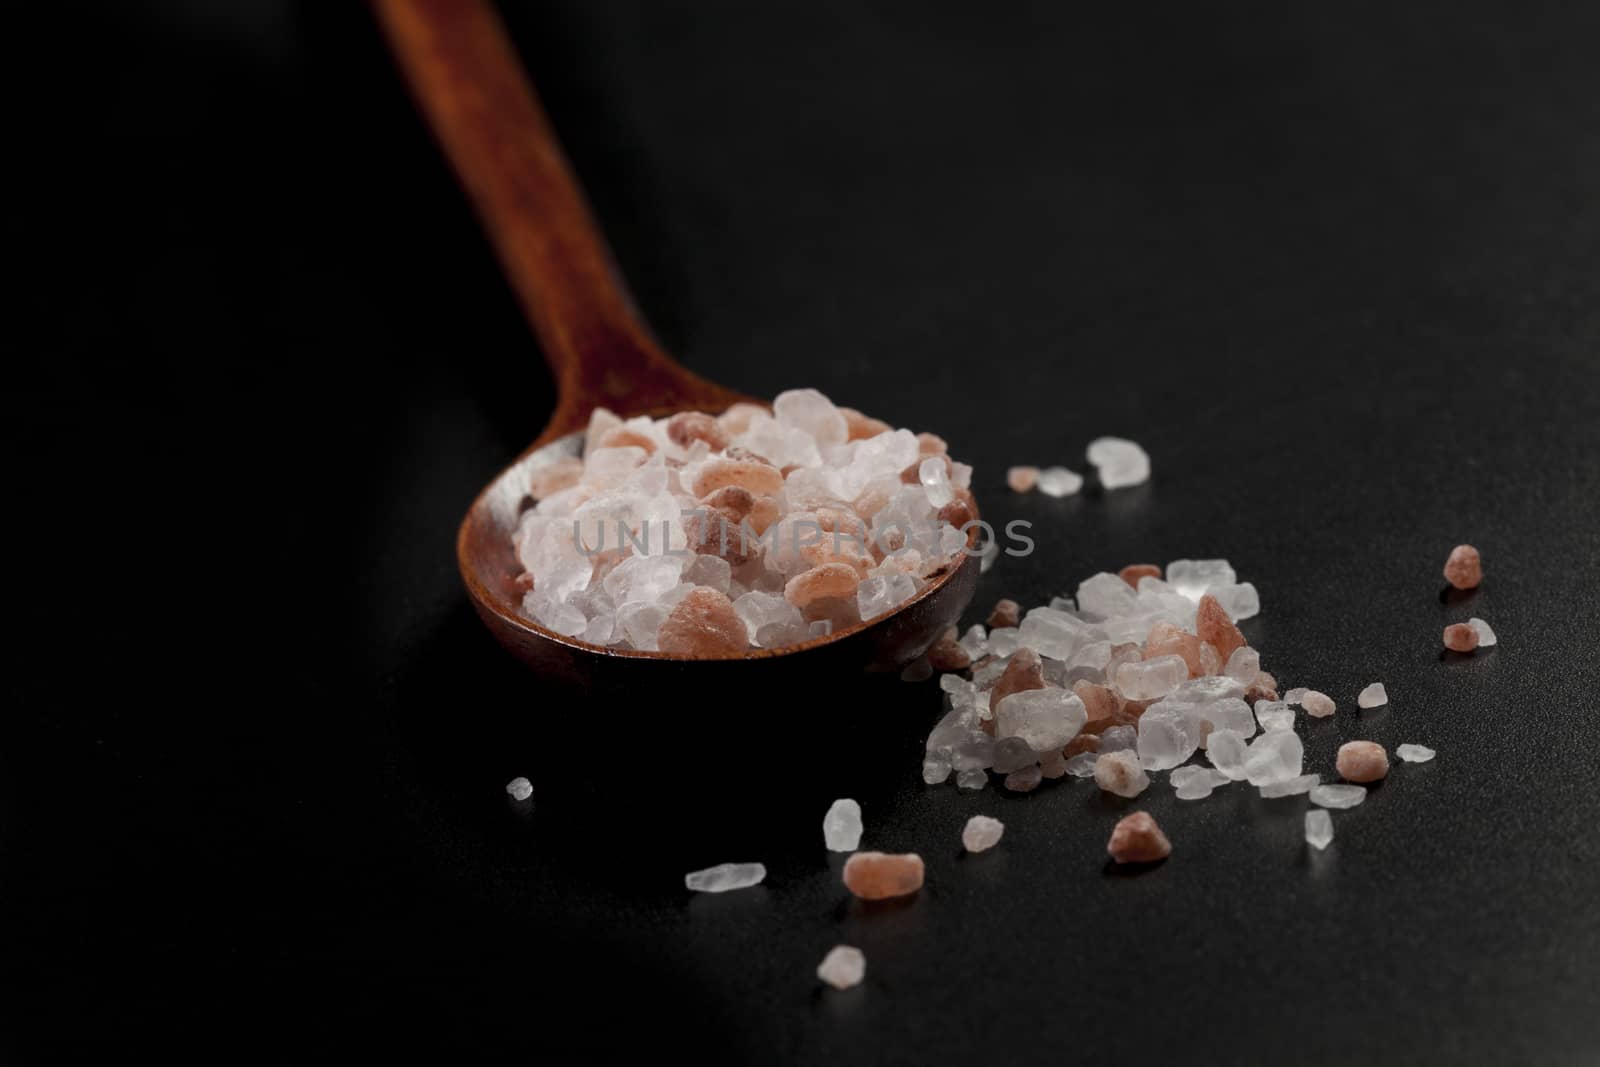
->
1443;623;1479;652
842;852;925;900
505;776;533;801
1305;810;1334;850
1006;466;1039;492
1357;682;1388;708
1443;544;1483;590
817;945;866;990
962;815;1005;852
685;862;767;893
1107;811;1171;863
1397;743;1436;763
1336;741;1389;783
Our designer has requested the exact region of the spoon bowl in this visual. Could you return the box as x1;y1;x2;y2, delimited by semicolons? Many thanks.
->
382;0;980;687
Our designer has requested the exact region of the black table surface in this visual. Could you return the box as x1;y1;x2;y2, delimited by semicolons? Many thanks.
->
9;1;1600;1062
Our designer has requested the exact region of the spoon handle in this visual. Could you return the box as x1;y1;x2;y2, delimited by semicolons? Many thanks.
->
375;0;750;441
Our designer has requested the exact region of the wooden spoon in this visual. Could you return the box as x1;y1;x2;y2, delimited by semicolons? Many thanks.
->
376;0;979;690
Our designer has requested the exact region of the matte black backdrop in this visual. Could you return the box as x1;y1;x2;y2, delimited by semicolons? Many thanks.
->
8;2;1600;1063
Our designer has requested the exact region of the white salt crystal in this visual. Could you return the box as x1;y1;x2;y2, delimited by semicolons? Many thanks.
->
817;945;866;990
1209;582;1261;621
979;538;999;573
956;768;988;790
1171;765;1217;800
1357;682;1388;709
1171;675;1247;704
1135;703;1197;771
685;862;767;893
1198;696;1257;742
1036;466;1084;497
1223;647;1260;685
1206;728;1249;780
680;554;732;593
1259;773;1320;798
1301;690;1336;718
958;624;989;658
774;388;848;446
994;689;1087;752
1310;783;1367;809
1283;687;1309;704
1098;725;1137;752
1397;743;1436;763
1077;572;1139;618
921;757;952;784
1243;729;1304;786
1305;810;1334;850
505;776;533;801
1255;700;1294;732
1086;437;1151;489
1165;559;1236;601
1064;752;1100;778
1093;750;1150;797
962;815;1005;852
823;799;863;851
919;456;954;508
1115;654;1189;701
1468;617;1497;647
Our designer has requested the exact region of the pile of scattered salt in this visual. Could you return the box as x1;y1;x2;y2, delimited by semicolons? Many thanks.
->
512;389;977;653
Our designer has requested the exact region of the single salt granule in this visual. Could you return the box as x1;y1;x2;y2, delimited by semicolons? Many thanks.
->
987;598;1021;630
842;851;925;900
817;945;866;991
927;633;972;672
956;768;988;790
823;799;863;852
1106;811;1171;864
1094;750;1150;798
1036;466;1084;497
1443;544;1483;590
1443;623;1479;653
1004;766;1043;792
1118;564;1162;588
1006;466;1039;492
1283;687;1309;704
962;815;1005;852
1397;743;1436;763
1311;783;1367;809
922;757;952;784
505;776;533;801
1086;437;1151;489
685;862;767;893
1259;773;1319;798
1305;810;1334;851
1255;700;1294;732
1468;617;1498;647
1302;690;1336;718
1357;683;1388;708
1336;740;1389;782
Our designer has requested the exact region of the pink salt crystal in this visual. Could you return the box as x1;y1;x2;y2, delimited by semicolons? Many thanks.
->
716;402;768;436
657;588;749;658
1073;681;1121;725
746;495;781;535
785;563;863;609
1197;641;1222;678
842;851;925;900
1196;595;1247;666
1119;564;1162;588
987;598;1022;630
1443;544;1483;590
1302;690;1336;718
512;571;535;593
685;507;755;567
664;411;729;451
1006;466;1040;492
527;456;583;500
1336;740;1390;783
1003;766;1042;792
1443;623;1479;653
988;648;1047;708
839;407;892;441
1144;623;1205;678
1106;812;1171;864
937;489;978;532
917;432;948;455
701;485;755;522
1063;733;1101;758
596;425;657;454
691;456;784;499
927;634;972;672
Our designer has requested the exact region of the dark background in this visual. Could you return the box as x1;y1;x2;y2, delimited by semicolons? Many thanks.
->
8;1;1600;1062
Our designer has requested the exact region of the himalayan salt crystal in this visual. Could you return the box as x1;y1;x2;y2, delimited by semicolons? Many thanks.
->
927;633;972;672
1397;743;1436;763
1171;765;1219;800
1106;811;1171;863
991;736;1038;774
1284;687;1309;704
988;599;1021;630
1166;559;1235;601
1336;741;1389;783
1004;766;1043;792
922;757;951;784
956;768;988;790
1063;733;1100;758
1038;749;1069;779
1136;704;1198;770
1006;466;1039;492
919;456;955;508
1099;724;1137;752
1223;646;1260;685
1443;623;1479;653
842;851;925;900
917;432;948;455
1144;624;1205;678
1357;682;1388;709
1036;466;1084;497
1243;729;1304;786
840;407;891;441
1206;728;1248;780
1443;543;1483;590
1086;437;1151;490
774;388;848;447
657;588;749;658
1468;617;1498;647
505;776;533;801
1311;783;1367;809
1114;654;1188;701
716;402;767;436
1119;563;1162;588
962;814;1005;852
1302;690;1336;718
1305;810;1334;851
995;689;1087;752
1094;750;1150;798
785;563;862;609
691;456;784;499
527;456;583;500
685;862;767;893
1260;773;1319;798
1074;681;1121;724
990;648;1048;710
1209;582;1261;622
1064;752;1100;777
1196;594;1247;666
1255;700;1295;732
823;798;863;852
817;945;866;991
1197;642;1223;678
665;411;729;451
